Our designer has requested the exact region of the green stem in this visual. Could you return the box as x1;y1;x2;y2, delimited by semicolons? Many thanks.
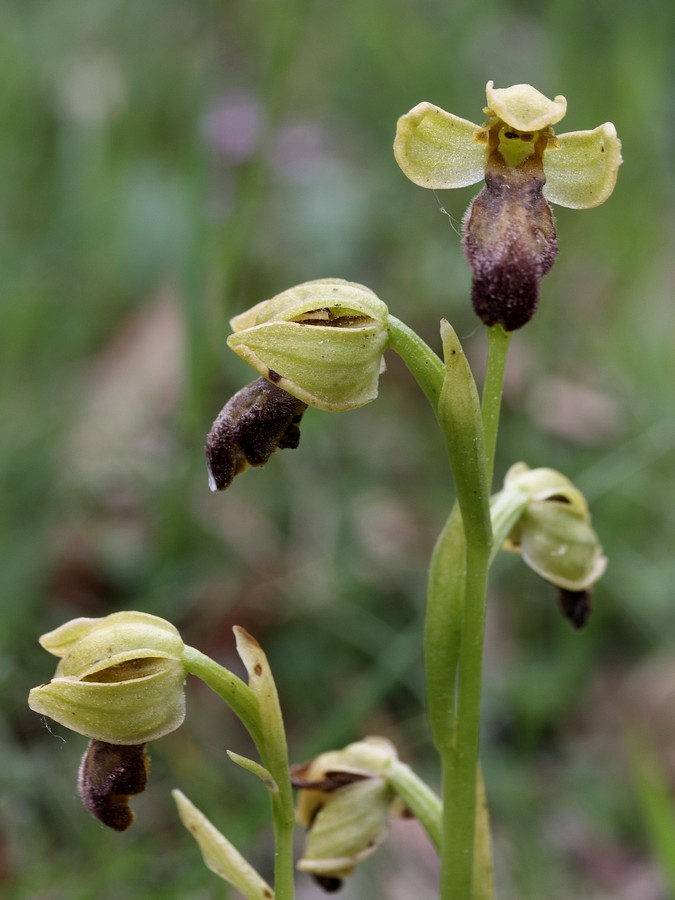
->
388;316;511;898
441;537;491;898
183;645;265;751
270;793;296;900
387;760;443;851
232;628;296;900
387;315;445;409
482;325;512;488
183;644;296;899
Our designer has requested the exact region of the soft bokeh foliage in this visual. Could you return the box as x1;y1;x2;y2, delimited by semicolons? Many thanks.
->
4;0;674;897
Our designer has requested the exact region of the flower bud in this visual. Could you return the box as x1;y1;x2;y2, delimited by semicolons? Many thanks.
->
291;737;405;890
227;279;389;411
28;611;186;744
205;377;307;491
495;463;607;627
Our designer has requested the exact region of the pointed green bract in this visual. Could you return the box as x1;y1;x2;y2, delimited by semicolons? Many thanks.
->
227;750;278;793
173;790;273;900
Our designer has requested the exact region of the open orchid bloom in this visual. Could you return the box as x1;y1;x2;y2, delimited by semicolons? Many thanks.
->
394;80;622;209
395;81;622;330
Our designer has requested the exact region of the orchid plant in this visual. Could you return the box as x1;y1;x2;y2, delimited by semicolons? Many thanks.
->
29;81;621;898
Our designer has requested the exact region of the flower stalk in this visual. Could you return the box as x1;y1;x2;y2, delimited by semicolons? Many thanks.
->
389;315;502;898
183;633;297;900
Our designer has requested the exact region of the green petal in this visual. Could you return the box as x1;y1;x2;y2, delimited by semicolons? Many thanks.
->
28;664;186;743
227;321;387;411
50;612;184;679
393;102;485;189
519;503;608;590
543;123;622;209
40;612;182;660
297;779;391;877
485;81;566;131
231;278;387;332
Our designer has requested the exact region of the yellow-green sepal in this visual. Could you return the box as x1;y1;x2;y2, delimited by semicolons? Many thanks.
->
394;101;486;189
543;123;622;208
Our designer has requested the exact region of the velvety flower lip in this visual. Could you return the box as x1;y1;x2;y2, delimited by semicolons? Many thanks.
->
205;377;307;491
394;80;622;209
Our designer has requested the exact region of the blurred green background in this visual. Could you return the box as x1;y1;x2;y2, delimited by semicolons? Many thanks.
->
3;0;674;897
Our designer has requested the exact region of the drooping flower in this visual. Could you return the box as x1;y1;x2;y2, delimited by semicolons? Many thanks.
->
227;278;389;411
28;611;186;744
28;611;188;829
394;81;622;330
291;737;407;891
491;462;608;627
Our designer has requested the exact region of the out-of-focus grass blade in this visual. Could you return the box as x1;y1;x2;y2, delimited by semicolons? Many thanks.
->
630;735;675;897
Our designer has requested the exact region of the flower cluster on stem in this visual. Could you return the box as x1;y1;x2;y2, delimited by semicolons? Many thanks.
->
28;79;621;900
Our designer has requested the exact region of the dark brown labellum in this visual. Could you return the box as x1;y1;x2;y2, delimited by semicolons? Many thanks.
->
291;763;370;793
205;377;308;491
312;874;343;893
77;740;150;831
462;145;558;331
556;587;592;629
